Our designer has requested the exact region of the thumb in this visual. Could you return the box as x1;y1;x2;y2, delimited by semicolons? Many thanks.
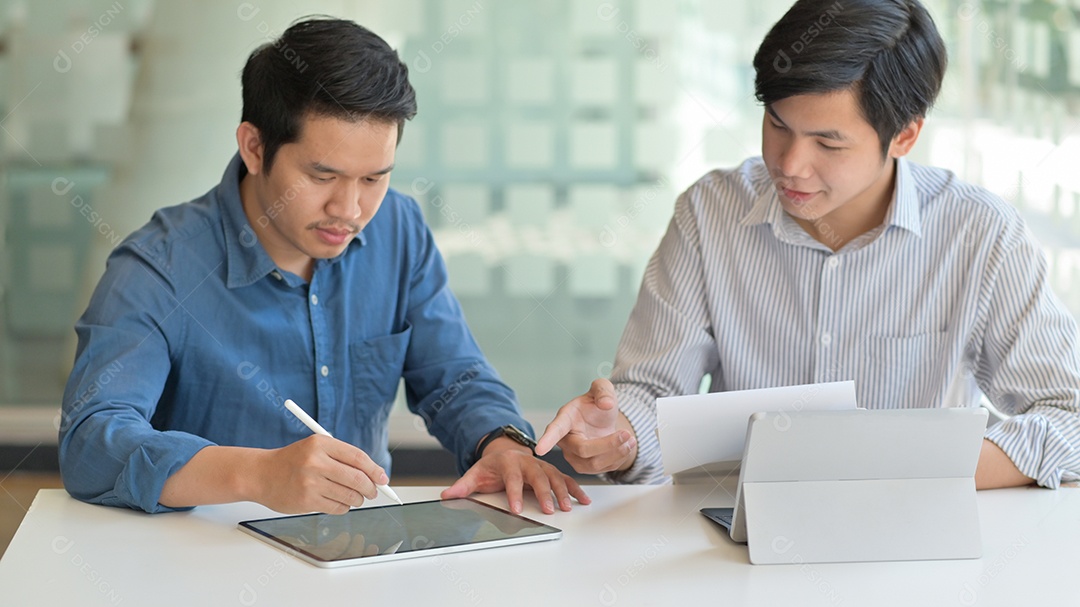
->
590;378;618;410
440;472;477;500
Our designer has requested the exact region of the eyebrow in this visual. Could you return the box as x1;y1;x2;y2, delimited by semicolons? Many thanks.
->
766;106;851;143
309;162;395;176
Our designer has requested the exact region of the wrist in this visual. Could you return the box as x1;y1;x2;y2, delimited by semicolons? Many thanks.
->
475;424;537;462
482;436;534;458
236;447;270;503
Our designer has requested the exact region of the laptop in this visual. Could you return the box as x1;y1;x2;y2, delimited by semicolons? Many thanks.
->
702;407;988;564
657;381;858;477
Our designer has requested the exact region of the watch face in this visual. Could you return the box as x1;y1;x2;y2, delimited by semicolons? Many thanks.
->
506;425;538;448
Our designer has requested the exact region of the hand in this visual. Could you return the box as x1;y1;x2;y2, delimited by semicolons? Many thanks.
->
252;435;389;515
441;438;591;515
535;378;638;474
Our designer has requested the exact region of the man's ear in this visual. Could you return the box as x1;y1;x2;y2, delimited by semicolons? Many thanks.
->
888;117;924;159
236;122;266;176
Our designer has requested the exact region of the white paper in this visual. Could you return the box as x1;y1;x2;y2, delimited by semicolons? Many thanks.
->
657;381;858;476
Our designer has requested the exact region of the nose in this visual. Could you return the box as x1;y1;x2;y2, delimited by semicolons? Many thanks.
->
324;180;363;223
776;138;813;181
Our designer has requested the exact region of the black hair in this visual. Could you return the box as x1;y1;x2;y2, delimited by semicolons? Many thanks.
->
753;0;947;157
240;17;418;172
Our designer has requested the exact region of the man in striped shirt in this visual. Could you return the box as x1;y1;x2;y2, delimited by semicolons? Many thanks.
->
537;0;1080;489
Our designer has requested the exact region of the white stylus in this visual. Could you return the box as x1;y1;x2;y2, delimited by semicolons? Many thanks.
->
284;399;404;505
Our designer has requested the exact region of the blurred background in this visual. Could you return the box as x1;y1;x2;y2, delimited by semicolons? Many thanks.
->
1;0;1079;479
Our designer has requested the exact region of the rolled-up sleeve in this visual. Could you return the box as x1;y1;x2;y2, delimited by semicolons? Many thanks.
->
60;248;214;513
976;222;1080;488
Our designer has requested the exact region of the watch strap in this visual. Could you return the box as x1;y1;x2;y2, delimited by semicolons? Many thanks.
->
475;425;537;460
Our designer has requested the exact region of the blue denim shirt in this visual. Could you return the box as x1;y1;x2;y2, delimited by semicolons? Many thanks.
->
59;153;528;513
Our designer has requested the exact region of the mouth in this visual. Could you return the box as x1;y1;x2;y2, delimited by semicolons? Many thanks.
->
778;186;819;206
313;227;356;246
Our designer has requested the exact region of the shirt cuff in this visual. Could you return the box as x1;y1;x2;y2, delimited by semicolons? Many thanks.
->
113;432;215;513
983;412;1075;489
600;387;669;485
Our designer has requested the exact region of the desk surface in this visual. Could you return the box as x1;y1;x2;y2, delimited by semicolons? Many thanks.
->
1;483;1076;606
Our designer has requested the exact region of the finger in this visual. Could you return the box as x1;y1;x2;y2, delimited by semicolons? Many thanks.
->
568;435;638;475
522;462;555;514
326;441;390;488
324;463;377;502
305;491;352;515
565;430;633;460
589;378;618;409
544;467;573;512
566;434;637;475
536;408;576;456
440;469;478;500
503;466;525;514
316;489;357;514
564;475;592;506
363;543;379;557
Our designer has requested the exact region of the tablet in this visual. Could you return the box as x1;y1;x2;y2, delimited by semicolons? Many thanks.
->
238;498;562;568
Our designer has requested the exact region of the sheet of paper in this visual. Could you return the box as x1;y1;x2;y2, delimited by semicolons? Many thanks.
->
657;381;858;476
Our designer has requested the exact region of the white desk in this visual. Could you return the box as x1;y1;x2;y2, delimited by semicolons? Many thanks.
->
1;483;1076;606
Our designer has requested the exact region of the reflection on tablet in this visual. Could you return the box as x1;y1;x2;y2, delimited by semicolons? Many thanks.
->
238;498;561;568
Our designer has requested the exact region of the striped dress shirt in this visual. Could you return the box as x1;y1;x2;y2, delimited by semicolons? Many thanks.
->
611;156;1080;487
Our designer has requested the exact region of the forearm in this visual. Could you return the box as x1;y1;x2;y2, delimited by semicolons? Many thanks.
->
975;439;1034;490
159;445;267;508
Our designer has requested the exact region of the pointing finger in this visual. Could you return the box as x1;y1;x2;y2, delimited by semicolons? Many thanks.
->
535;409;575;456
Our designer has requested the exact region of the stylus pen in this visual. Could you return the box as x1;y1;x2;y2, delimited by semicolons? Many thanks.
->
284;399;404;505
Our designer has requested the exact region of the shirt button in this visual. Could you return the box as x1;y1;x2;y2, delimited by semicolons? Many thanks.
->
320;365;329;377
820;332;832;346
827;257;840;269
271;271;283;280
311;294;319;305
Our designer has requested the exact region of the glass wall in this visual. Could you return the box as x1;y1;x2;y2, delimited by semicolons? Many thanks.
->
2;1;1078;435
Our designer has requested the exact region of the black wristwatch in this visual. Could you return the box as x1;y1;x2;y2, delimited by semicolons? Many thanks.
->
476;424;538;459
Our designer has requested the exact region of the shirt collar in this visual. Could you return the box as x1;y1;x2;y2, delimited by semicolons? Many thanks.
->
217;152;367;289
738;156;923;239
886;157;922;237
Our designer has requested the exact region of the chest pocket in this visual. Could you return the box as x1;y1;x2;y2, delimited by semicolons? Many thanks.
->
350;324;412;416
859;332;947;410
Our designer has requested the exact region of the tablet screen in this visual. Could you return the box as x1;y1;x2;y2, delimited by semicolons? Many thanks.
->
238;498;561;566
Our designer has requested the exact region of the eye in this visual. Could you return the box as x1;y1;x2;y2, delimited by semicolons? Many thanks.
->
312;175;334;184
364;176;381;184
818;142;843;151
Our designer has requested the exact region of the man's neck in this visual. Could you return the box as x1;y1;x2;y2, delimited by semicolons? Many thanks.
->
238;173;315;281
794;159;897;252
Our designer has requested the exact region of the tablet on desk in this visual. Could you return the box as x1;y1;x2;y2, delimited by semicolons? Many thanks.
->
238;498;562;568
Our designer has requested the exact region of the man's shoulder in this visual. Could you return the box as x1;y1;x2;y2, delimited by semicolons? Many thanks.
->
909;161;1022;230
114;194;224;280
680;157;771;217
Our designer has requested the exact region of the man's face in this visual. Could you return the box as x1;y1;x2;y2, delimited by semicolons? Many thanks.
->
761;89;898;237
242;114;397;275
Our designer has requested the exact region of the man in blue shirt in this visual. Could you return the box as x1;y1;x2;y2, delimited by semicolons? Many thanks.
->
537;0;1080;488
59;18;588;516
